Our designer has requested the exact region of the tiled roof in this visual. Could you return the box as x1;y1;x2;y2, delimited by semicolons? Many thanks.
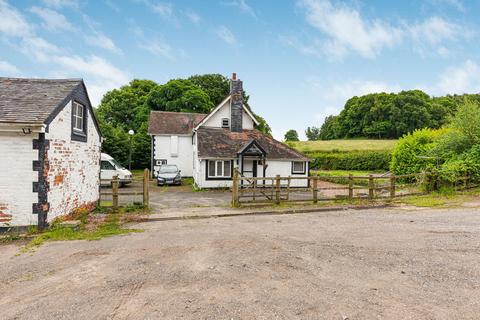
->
197;127;309;160
0;77;82;124
148;111;207;135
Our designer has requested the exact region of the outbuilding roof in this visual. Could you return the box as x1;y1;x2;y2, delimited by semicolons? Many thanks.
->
148;111;207;135
196;127;309;161
0;77;83;124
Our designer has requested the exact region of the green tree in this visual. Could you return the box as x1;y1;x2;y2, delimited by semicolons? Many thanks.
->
146;79;214;114
188;74;230;106
305;126;321;141
284;129;299;141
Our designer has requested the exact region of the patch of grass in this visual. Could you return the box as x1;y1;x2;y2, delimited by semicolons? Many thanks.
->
23;211;143;251
397;187;480;208
290;139;397;153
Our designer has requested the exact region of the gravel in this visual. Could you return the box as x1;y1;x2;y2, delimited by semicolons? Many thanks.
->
1;207;480;319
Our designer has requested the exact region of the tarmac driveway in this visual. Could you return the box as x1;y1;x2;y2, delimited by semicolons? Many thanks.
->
1;207;480;319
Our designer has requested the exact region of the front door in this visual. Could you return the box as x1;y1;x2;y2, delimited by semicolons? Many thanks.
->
252;160;258;177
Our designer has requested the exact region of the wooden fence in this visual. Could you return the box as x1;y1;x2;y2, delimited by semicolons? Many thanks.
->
232;169;423;207
100;169;150;210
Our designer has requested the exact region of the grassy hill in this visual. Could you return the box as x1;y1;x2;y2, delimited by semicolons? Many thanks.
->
288;140;397;171
289;140;397;153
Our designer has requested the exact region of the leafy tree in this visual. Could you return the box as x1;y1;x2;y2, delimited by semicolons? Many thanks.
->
318;116;340;140
146;79;214;113
188;74;230;106
305;126;321;141
284;129;299;141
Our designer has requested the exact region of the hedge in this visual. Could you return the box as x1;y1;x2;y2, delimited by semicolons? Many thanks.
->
308;150;392;171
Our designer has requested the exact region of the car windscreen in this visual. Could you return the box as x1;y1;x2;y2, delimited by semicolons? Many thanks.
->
159;166;178;173
111;159;125;169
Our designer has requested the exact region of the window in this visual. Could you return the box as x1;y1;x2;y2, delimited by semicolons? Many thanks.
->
101;161;115;170
72;102;84;131
71;101;87;142
292;161;306;174
207;160;232;179
170;136;178;157
222;118;229;128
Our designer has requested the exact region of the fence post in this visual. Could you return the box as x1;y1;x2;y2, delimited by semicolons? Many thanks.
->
275;174;281;205
232;169;239;207
312;176;318;204
112;175;119;211
368;174;374;200
348;174;353;200
390;175;396;199
143;168;150;206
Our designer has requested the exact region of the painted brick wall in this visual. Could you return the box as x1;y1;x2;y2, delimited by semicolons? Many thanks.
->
0;132;38;226
46;100;101;222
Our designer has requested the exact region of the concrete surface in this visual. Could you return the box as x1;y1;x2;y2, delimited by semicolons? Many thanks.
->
1;207;480;319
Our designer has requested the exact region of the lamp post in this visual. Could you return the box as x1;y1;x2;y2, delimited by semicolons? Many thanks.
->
128;129;135;170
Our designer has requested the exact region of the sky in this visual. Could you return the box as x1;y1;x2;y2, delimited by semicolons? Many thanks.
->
1;0;480;140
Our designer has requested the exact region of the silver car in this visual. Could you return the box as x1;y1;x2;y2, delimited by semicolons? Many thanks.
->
156;165;182;186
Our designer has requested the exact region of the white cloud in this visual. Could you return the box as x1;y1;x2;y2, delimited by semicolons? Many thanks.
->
216;26;237;45
298;0;403;59
185;9;200;23
429;0;465;12
223;0;256;18
84;31;122;54
432;60;480;95
41;0;78;9
140;38;174;60
0;60;20;75
19;36;60;62
52;55;130;105
0;0;33;37
29;6;75;32
151;2;173;18
409;16;461;45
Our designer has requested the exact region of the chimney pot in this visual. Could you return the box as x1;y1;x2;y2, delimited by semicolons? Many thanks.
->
232;73;237;80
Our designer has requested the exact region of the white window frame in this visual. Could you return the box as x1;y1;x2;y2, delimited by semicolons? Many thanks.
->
292;161;306;174
72;101;84;132
208;160;231;178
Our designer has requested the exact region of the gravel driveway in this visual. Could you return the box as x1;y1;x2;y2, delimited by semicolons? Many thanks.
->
1;207;480;319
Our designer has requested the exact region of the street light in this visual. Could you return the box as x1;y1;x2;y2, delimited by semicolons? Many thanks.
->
128;129;135;171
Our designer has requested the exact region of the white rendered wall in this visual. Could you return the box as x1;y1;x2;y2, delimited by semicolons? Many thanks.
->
153;135;194;176
46;100;101;222
203;99;230;128
196;159;233;189
264;160;309;187
241;109;254;130
0;132;38;227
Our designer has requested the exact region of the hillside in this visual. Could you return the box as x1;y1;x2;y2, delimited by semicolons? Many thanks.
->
290;139;396;153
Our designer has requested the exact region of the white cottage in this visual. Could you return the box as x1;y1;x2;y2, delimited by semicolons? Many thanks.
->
0;78;101;228
148;74;309;189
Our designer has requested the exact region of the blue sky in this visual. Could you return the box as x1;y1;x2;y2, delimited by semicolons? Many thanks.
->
1;0;479;139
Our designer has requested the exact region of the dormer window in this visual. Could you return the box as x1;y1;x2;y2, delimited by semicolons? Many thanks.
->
222;118;229;128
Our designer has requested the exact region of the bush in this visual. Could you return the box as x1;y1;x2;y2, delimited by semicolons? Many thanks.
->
390;128;447;175
310;150;391;171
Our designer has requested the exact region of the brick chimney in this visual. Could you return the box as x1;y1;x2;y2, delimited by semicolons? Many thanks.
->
230;73;243;132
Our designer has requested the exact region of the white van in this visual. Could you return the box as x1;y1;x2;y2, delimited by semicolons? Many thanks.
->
100;153;133;187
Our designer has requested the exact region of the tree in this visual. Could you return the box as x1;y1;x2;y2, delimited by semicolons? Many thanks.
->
305;126;321;141
284;129;299;141
146;79;214;114
188;74;230;106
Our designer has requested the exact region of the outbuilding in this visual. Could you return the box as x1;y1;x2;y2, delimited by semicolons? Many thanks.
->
0;78;102;228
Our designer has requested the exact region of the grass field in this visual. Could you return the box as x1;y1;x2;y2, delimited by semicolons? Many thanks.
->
290;139;397;153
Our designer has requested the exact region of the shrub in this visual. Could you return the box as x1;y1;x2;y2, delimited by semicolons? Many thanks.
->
390;128;447;175
310;150;391;171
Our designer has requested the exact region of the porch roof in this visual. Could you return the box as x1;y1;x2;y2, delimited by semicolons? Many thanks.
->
196;127;309;161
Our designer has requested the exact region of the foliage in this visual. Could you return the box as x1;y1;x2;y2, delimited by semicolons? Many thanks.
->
305;126;321;141
311;170;382;186
390;128;446;175
316;90;480;140
96;75;271;168
310;150;392;171
284;129;299;141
